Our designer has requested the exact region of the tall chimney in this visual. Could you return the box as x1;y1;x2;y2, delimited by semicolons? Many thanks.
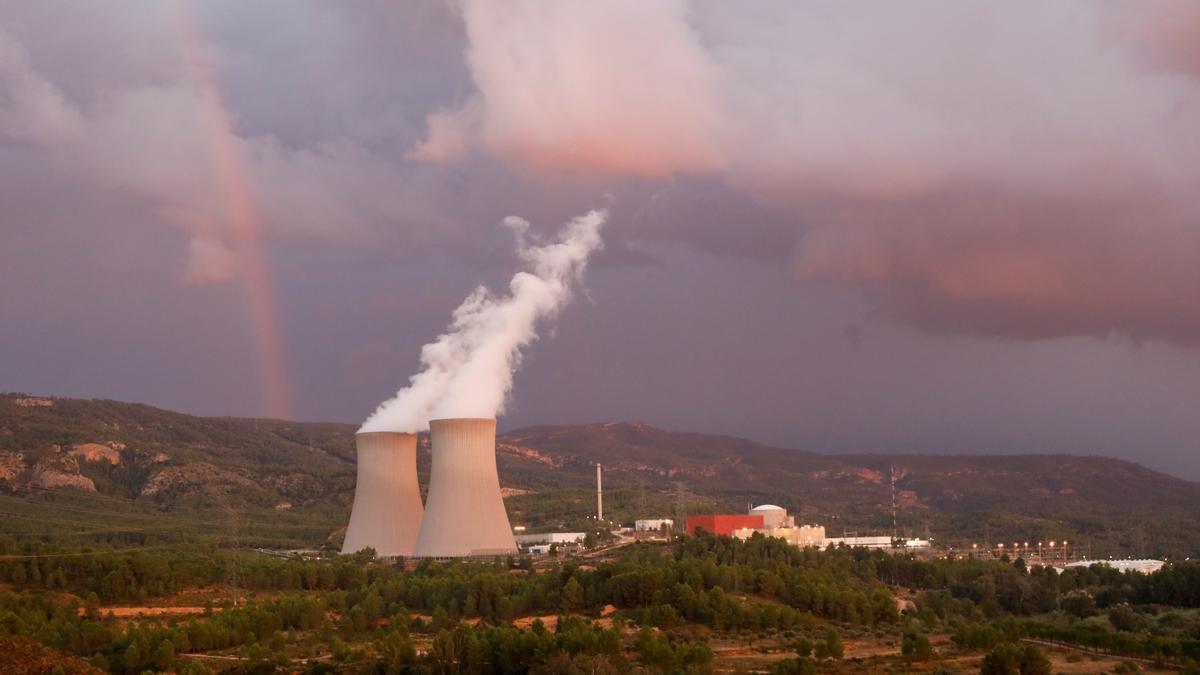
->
412;418;517;558
596;463;603;521
342;432;423;557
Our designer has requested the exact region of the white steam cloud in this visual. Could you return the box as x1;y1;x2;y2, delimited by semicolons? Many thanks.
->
359;209;606;433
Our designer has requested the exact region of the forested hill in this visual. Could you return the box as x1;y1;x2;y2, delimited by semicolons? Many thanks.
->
499;422;1200;556
2;393;1198;555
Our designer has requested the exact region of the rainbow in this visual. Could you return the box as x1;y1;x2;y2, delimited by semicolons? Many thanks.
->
172;1;292;419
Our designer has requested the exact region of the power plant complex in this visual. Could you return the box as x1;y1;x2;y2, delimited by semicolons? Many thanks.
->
340;424;1128;569
342;418;517;558
340;422;925;560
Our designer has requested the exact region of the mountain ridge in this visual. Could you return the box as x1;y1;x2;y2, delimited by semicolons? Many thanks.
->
2;392;1197;555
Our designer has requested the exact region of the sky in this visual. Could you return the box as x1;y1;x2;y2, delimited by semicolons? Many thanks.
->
2;1;1199;479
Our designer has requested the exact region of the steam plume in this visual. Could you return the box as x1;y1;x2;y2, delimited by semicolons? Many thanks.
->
359;209;606;432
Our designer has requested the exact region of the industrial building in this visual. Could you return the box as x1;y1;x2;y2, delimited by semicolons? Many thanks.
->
342;432;424;557
412;418;518;558
635;518;674;532
514;532;586;556
686;513;764;536
1062;559;1165;574
749;504;791;528
728;505;826;547
687;505;927;550
514;532;586;545
822;535;894;549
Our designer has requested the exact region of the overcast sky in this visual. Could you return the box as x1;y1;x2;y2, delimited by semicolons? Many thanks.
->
3;1;1199;478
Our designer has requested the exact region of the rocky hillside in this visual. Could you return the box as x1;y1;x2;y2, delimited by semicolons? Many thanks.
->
3;393;1198;555
0;393;357;511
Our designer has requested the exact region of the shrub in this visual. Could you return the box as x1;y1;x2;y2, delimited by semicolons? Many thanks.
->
902;632;933;662
979;643;1051;675
813;629;843;660
1108;604;1144;633
1062;592;1097;619
771;657;817;675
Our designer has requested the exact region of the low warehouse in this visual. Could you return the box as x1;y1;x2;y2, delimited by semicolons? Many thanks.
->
686;514;764;536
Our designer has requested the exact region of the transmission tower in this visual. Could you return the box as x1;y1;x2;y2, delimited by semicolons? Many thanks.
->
225;506;241;607
674;482;687;533
890;464;898;540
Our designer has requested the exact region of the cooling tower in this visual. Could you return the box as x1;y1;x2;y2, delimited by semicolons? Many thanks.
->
342;432;424;557
412;418;518;558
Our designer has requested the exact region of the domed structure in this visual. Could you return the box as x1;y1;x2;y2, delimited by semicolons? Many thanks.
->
750;504;792;529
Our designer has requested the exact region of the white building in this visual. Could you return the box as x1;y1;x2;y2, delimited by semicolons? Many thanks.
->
635;518;674;532
514;532;586;545
733;524;827;547
1062;559;1165;575
823;535;894;549
723;505;911;551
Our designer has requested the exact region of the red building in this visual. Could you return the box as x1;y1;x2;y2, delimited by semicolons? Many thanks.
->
686;514;764;536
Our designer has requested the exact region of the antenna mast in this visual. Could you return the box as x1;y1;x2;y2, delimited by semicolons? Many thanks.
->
674;482;687;533
596;463;603;522
890;464;898;541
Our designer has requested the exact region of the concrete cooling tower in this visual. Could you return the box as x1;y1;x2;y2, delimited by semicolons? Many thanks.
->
412;418;518;558
342;432;424;557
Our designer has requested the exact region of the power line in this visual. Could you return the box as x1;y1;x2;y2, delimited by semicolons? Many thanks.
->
0;510;195;534
17;485;330;523
0;545;182;560
0;494;335;531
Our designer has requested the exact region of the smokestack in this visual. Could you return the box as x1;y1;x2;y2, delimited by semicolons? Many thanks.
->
342;432;424;557
412;418;517;558
596;463;603;522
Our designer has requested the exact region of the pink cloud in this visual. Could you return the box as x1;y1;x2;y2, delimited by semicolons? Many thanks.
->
794;190;1200;344
1124;0;1200;78
411;0;729;177
182;235;237;285
416;2;1200;345
0;32;82;145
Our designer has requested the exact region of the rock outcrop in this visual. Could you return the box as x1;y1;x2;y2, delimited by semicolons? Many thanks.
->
70;443;122;465
141;462;257;497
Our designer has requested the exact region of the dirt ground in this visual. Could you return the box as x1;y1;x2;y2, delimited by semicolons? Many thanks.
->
510;612;617;631
94;606;208;618
703;631;1168;674
815;637;1179;675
